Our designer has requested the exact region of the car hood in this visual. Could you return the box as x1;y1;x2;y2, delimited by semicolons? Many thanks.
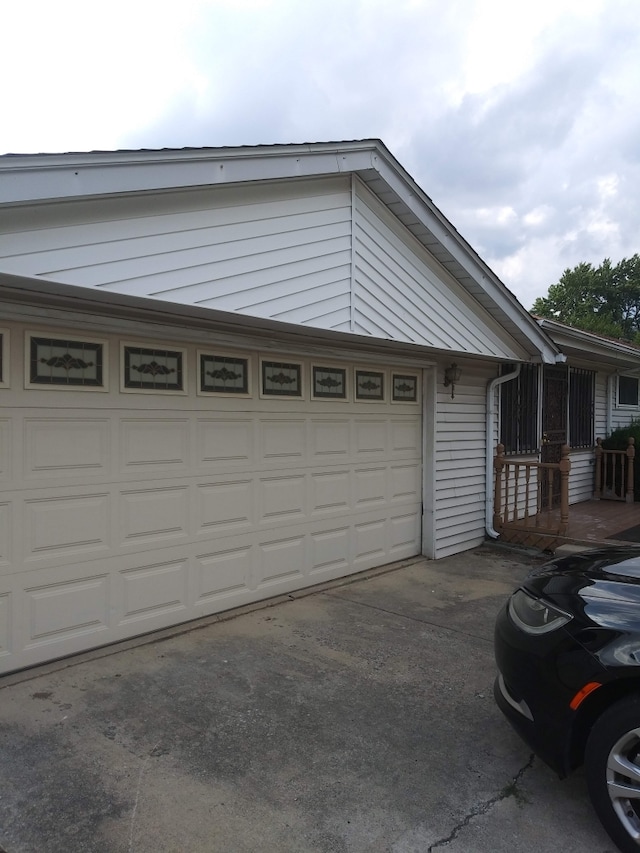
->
523;547;640;651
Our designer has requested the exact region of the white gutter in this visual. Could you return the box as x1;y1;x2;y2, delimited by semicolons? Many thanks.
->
485;364;521;539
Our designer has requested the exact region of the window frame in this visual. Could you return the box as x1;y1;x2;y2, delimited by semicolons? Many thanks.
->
617;375;640;408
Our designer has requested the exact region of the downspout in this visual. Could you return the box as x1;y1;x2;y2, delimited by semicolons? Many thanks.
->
486;364;522;539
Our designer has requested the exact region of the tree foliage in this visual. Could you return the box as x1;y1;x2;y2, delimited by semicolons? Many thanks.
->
531;254;640;343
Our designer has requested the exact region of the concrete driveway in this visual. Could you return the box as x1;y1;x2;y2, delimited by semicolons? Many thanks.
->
0;544;615;853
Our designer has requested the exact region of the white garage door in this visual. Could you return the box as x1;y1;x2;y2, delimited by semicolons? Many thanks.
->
0;326;423;673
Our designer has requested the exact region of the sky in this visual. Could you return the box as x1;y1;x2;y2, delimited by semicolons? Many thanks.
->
3;0;639;310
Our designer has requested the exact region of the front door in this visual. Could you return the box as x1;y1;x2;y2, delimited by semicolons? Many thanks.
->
541;365;568;507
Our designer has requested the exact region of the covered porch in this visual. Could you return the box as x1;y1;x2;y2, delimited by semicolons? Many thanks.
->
494;441;639;552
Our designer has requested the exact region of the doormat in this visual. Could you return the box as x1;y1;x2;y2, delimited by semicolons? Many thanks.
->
608;524;640;543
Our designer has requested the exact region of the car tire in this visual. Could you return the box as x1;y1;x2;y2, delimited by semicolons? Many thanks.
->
586;696;640;852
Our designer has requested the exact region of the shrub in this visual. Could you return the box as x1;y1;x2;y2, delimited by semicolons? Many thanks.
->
602;420;640;500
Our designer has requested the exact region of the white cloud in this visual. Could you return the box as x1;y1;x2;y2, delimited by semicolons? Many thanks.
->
2;0;640;310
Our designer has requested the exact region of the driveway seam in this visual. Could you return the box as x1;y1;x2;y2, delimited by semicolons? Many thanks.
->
328;592;494;644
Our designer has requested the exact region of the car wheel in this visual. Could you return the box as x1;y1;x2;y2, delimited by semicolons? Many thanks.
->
586;696;640;852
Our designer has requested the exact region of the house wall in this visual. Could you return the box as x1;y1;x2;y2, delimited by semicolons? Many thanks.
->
568;364;640;504
431;359;494;558
0;177;355;332
352;183;527;360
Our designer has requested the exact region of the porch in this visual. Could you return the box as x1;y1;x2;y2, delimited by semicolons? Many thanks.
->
496;498;640;553
494;441;639;552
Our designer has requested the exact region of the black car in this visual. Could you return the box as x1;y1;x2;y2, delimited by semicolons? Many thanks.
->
494;546;640;853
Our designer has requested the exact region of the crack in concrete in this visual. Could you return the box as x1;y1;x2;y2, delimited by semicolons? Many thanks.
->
427;754;536;851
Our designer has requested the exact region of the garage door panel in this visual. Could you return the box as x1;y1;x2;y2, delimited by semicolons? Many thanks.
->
354;466;387;507
197;418;254;467
390;511;422;554
24;493;110;561
390;419;422;454
310;419;350;458
120;418;190;471
24;573;110;648
119;558;189;625
354;419;387;455
24;417;110;479
261;419;305;460
354;517;387;565
195;545;253;604
119;486;189;546
259;474;306;524
0;419;12;483
310;470;350;515
0;502;12;571
0;591;11;659
390;463;421;501
310;526;350;574
196;479;254;535
257;535;305;588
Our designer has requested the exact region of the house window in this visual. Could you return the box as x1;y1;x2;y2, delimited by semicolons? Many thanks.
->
618;375;639;407
569;368;595;448
500;364;539;455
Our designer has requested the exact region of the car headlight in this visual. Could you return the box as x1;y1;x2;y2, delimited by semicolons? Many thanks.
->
508;589;572;635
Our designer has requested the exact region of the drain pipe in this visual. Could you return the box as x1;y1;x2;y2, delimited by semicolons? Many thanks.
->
486;364;522;539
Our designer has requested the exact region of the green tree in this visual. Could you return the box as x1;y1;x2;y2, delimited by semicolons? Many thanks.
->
532;254;640;342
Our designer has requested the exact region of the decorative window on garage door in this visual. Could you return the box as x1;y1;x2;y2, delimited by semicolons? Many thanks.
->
122;343;186;393
199;351;250;395
261;360;303;398
311;365;347;400
26;333;106;389
355;369;385;401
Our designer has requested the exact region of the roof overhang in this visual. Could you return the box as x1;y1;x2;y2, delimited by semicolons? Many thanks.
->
537;317;640;371
1;271;515;366
0;140;560;365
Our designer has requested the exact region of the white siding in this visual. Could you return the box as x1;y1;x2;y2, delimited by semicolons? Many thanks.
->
594;370;609;439
433;360;493;558
0;178;354;332
353;184;528;360
569;451;594;504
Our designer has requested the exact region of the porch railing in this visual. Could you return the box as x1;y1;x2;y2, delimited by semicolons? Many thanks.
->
594;437;635;502
493;443;571;537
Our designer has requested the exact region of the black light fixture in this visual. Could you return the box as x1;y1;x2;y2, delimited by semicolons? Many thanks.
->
444;363;461;398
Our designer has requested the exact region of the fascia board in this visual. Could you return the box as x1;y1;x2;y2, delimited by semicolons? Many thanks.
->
0;142;380;206
539;319;640;366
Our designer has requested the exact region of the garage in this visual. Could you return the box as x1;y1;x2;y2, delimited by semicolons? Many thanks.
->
0;311;423;673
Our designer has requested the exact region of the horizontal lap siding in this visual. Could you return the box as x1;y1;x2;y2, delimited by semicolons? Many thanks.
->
434;363;493;558
569;451;594;504
0;178;354;332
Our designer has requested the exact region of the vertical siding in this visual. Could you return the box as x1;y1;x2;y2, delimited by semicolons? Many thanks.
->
433;360;494;558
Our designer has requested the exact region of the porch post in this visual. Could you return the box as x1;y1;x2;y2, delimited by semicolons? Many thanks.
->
493;444;505;531
594;438;603;500
559;445;571;534
626;437;635;503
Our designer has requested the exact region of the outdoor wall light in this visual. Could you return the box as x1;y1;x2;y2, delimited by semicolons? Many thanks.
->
444;363;462;398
